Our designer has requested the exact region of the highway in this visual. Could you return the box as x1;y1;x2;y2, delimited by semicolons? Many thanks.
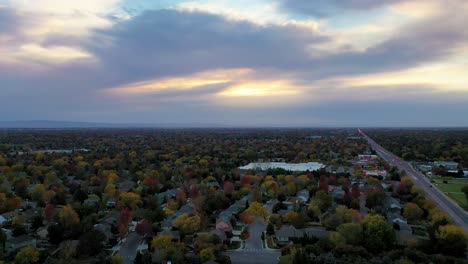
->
358;129;468;230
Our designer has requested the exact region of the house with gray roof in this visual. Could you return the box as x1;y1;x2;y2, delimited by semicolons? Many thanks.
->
7;235;36;253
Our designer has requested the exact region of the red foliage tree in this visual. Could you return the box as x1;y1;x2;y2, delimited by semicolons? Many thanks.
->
329;175;337;186
223;181;235;195
351;184;360;199
44;203;56;222
119;207;132;238
240;175;252;187
144;177;156;189
319;175;329;193
239;211;253;224
176;191;187;201
136;219;152;237
398;182;408;195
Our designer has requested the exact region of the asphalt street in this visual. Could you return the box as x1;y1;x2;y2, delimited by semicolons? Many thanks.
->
226;219;281;264
359;129;468;230
118;232;143;264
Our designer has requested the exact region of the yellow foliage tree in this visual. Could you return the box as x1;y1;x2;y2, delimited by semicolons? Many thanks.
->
172;213;201;234
15;247;40;264
151;235;173;251
245;201;270;218
118;192;142;209
58;205;80;229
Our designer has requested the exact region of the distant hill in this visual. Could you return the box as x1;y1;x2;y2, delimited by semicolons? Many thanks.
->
0;120;223;128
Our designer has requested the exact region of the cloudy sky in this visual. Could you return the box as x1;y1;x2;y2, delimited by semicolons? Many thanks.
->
1;0;467;127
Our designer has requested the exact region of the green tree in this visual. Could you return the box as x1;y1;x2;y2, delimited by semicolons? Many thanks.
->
0;228;6;252
200;248;217;261
361;214;395;253
337;223;362;245
462;185;468;205
314;190;332;212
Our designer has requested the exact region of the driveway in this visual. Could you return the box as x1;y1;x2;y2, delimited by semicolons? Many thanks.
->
226;219;281;264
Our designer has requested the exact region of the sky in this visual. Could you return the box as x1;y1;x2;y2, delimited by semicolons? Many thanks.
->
1;0;467;127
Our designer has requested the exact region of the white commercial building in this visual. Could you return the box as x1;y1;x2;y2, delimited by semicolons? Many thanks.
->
239;162;325;172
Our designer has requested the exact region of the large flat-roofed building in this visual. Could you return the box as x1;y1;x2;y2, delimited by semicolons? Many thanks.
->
434;161;459;170
239;162;325;172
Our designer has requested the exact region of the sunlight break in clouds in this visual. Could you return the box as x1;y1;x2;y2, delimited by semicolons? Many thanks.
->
341;63;468;93
105;69;253;95
106;68;301;102
218;80;300;97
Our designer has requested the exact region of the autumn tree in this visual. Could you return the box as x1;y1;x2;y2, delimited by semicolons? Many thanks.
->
361;214;395;253
239;211;253;224
172;213;201;234
429;209;453;229
365;187;386;209
319;175;329;193
314;190;332;212
436;225;468;257
58;205;80;229
118;192;142;209
136;219;152;237
223;181;235;196
15;247;40;264
31;184;45;204
244;201;270;218
351;184;360;199
119;207;132;238
403;203;423;223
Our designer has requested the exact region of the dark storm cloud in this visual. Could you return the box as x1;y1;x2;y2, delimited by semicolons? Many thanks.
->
86;9;328;84
279;0;406;17
83;8;468;84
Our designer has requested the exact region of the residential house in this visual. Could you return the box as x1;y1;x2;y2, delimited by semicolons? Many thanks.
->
36;227;48;240
275;225;329;245
296;190;310;203
157;189;179;204
7;235;36;253
385;197;402;213
363;170;388;179
358;155;378;160
218;196;250;222
0;215;6;225
1;211;17;224
329;186;345;201
388;213;407;225
162;202;194;230
116;179;136;193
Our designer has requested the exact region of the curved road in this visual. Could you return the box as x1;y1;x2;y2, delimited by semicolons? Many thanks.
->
359;129;468;230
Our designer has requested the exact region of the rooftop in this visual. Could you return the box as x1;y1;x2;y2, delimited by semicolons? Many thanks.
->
239;162;325;172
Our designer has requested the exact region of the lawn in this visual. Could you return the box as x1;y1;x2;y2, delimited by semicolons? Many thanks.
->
432;177;468;210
